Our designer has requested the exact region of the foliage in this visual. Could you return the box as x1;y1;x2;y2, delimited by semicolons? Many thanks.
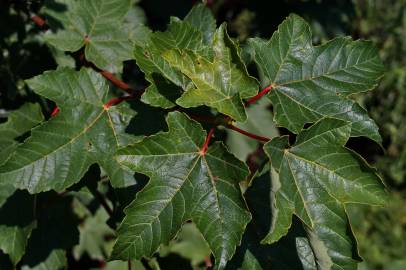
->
0;0;390;269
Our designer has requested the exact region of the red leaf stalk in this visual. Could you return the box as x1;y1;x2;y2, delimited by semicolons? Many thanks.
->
103;96;133;110
51;106;59;117
227;125;270;142
100;70;132;93
245;84;273;107
200;128;216;155
31;15;46;27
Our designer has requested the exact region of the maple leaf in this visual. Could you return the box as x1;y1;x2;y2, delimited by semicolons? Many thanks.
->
164;24;258;121
0;68;136;193
248;14;385;143
43;0;133;72
134;4;215;108
263;118;388;269
110;112;251;269
0;104;44;206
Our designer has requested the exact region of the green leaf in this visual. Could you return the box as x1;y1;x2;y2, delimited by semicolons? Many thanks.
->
162;223;211;267
0;105;40;204
184;3;216;46
164;24;258;121
240;250;262;270
0;191;36;266
0;104;43;208
0;184;15;208
248;14;385;143
263;118;388;269
21;250;67;270
44;0;133;72
134;16;208;108
296;237;317;270
0;68;136;193
227;170;308;270
73;206;114;260
134;4;215;108
111;112;251;269
0;103;44;165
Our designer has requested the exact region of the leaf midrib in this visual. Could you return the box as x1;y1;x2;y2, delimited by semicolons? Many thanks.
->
0;108;106;173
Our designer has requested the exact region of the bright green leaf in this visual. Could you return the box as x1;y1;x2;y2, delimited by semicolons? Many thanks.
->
111;112;251;269
164;24;258;121
184;3;216;46
248;14;385;143
134;16;208;108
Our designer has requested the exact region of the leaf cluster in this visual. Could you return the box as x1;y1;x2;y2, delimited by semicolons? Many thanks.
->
0;1;388;269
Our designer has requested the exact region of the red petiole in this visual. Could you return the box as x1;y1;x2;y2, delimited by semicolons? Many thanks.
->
200;128;216;155
99;70;133;94
245;84;273;107
30;14;133;94
103;96;133;110
31;15;46;27
51;106;59;117
226;125;270;142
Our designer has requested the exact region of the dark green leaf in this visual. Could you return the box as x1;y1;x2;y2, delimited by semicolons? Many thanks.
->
0;191;36;266
263;118;388;269
248;14;385;143
0;68;136;193
111;112;251;269
0;103;44;165
44;0;133;72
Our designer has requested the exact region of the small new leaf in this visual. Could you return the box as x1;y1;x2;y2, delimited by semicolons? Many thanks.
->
165;24;258;121
111;112;251;269
134;4;215;108
248;14;385;143
263;118;388;269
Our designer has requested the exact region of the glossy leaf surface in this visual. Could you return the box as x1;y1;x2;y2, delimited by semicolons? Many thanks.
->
263;118;388;269
248;14;385;142
44;0;133;72
111;112;251;269
0;68;136;193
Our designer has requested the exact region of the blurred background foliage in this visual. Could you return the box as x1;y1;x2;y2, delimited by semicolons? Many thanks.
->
0;0;405;269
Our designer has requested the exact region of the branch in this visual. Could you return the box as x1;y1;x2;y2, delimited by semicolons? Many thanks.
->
245;84;273;107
